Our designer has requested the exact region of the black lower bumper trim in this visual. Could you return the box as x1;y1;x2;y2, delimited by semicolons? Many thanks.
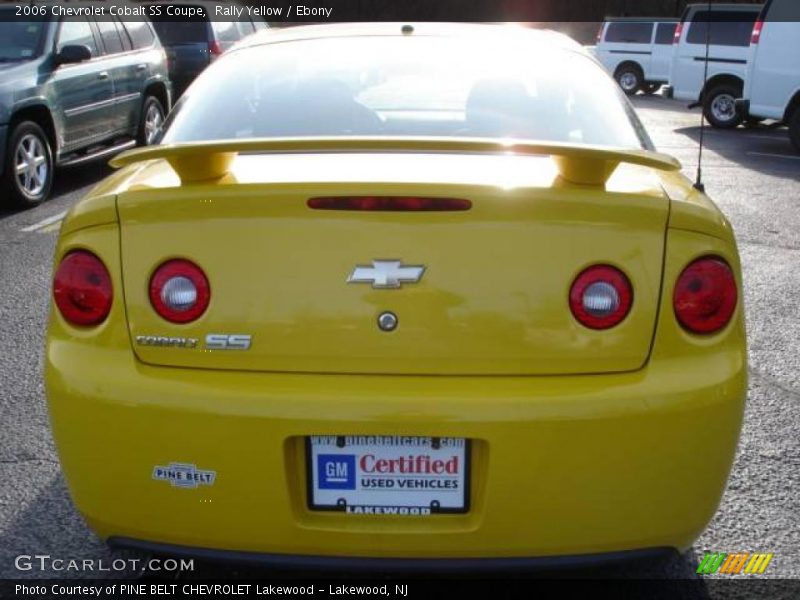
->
108;537;676;573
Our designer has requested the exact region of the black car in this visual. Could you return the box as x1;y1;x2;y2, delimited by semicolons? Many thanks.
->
0;5;171;207
151;1;267;98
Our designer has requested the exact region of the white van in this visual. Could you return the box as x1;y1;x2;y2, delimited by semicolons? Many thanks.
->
595;18;678;95
737;0;800;151
665;3;762;128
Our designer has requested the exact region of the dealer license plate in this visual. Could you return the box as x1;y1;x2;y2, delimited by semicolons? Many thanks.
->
307;436;470;515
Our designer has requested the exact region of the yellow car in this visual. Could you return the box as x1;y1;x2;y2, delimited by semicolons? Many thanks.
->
46;23;745;569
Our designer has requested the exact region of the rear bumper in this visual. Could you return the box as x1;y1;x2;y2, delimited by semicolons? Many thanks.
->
109;537;676;573
47;341;746;560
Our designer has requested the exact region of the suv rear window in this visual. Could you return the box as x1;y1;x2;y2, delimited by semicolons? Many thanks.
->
151;20;208;45
604;22;653;44
686;10;759;47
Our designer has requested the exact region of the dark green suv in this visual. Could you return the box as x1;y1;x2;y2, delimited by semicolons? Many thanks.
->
0;7;171;207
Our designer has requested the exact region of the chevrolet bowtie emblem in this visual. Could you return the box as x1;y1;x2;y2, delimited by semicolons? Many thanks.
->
347;260;426;289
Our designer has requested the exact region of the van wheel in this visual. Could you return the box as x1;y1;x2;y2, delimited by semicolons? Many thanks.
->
615;65;642;95
137;96;165;146
2;120;54;208
789;109;800;153
703;85;743;129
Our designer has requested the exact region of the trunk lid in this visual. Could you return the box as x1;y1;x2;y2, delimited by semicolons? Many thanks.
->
118;151;669;375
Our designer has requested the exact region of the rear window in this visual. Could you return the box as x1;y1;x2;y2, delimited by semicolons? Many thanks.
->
151;20;208;45
122;20;156;49
655;22;677;44
686;10;759;47
162;36;651;150
604;22;653;44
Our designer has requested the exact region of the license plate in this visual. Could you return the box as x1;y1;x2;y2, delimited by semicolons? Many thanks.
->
307;436;470;515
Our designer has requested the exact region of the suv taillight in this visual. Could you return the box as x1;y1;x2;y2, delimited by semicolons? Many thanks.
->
674;257;737;334
208;40;222;59
149;260;210;323
53;250;113;326
569;265;633;330
751;20;764;44
673;22;683;44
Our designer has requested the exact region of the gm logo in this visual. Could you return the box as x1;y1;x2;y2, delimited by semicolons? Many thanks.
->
318;454;356;490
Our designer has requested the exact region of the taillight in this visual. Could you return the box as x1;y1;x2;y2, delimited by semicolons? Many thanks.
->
596;23;604;43
149;260;210;323
673;22;683;44
751;20;763;44
208;40;222;59
307;197;472;211
569;265;633;330
53;250;113;326
674;257;737;334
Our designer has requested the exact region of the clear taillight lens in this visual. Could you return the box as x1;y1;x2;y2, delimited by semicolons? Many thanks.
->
569;265;633;330
149;260;210;323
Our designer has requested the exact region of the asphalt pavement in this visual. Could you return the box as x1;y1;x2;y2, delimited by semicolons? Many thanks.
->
0;95;797;585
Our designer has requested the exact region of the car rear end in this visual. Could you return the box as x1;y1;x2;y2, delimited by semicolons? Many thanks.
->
741;0;800;122
667;3;761;103
45;27;746;565
150;15;217;98
594;19;655;94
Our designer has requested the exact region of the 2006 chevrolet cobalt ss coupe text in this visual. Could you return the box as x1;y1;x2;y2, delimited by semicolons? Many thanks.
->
45;23;746;568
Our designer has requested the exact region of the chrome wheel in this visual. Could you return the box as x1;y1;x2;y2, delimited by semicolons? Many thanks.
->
710;93;736;124
143;102;164;145
14;133;48;197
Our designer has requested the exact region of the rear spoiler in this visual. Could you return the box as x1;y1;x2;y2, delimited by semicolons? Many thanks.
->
109;137;681;186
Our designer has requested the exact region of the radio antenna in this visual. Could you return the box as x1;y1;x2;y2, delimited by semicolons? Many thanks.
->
694;0;713;192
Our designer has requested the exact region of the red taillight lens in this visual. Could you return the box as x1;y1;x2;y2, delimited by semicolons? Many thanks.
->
674;257;737;334
569;265;633;330
307;197;472;211
53;250;113;326
149;260;210;323
208;40;222;58
751;20;763;44
673;22;683;44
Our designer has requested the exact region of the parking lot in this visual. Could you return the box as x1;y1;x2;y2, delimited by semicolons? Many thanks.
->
0;94;797;582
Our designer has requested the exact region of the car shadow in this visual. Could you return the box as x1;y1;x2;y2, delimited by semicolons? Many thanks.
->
0;161;112;220
630;94;697;113
674;125;799;180
0;473;115;579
